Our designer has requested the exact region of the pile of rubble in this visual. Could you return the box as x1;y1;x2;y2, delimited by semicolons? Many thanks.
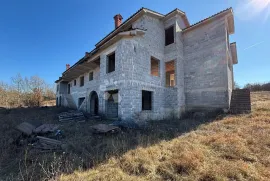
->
58;110;86;122
15;121;64;152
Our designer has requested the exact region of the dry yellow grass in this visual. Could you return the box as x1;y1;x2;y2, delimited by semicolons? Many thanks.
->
59;92;270;181
1;92;270;181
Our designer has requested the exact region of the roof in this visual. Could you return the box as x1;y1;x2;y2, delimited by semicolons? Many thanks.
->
56;7;190;82
182;8;233;33
95;7;189;48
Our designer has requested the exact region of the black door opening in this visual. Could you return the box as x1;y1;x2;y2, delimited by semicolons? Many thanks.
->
90;91;99;115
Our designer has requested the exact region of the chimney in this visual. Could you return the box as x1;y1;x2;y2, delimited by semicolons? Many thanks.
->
66;64;70;70
114;14;123;29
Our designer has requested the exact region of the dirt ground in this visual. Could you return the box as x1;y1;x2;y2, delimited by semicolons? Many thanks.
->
0;92;269;181
0;106;217;181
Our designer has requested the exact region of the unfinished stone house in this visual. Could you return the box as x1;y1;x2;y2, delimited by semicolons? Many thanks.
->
55;7;238;121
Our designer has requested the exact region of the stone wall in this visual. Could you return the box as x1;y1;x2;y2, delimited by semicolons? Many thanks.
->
56;12;233;121
183;17;230;110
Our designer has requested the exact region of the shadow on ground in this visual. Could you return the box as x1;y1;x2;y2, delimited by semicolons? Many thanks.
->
0;106;225;181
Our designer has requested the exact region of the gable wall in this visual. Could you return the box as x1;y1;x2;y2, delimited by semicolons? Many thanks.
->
183;17;230;110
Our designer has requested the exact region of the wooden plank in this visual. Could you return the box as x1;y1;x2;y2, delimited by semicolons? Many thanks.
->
33;124;59;134
37;136;62;145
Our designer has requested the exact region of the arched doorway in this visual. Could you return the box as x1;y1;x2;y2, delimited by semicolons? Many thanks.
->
90;91;99;115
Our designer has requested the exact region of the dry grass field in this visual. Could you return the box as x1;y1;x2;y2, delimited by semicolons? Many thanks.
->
0;91;270;181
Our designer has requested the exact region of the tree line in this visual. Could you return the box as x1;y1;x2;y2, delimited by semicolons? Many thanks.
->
235;82;270;92
0;74;55;108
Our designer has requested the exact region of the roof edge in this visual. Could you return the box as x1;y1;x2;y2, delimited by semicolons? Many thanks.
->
182;7;233;33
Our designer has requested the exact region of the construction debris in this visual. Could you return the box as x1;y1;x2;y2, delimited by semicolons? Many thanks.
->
37;136;62;145
58;110;85;122
31;136;62;151
16;122;59;135
15;121;64;152
16;122;36;135
91;124;120;134
33;124;59;134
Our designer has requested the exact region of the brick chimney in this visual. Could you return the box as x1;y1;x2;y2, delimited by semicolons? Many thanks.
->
66;64;70;70
114;14;123;29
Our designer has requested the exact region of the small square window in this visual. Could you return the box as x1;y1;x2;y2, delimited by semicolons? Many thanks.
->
142;90;152;110
80;76;84;87
107;52;115;73
165;26;174;46
89;72;93;81
78;97;85;108
74;80;76;86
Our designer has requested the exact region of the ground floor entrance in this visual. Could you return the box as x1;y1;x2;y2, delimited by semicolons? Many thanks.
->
106;90;118;118
90;91;99;115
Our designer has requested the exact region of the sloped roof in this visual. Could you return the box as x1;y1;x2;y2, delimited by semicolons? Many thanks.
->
182;8;233;32
56;7;190;82
95;7;189;48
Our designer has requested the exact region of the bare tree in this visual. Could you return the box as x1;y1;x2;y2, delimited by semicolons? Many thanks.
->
233;81;240;90
1;74;56;108
11;73;23;106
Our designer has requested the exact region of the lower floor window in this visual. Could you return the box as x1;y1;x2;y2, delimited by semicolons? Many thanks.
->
142;90;152;110
78;97;85;108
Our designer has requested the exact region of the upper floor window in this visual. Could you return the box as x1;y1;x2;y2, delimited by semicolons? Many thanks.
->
107;52;115;73
151;57;160;76
80;76;84;87
89;72;93;81
74;79;76;86
165;60;175;87
57;85;59;92
165;26;174;46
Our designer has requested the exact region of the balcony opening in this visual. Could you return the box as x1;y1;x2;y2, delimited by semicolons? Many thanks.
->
151;57;160;76
166;61;175;87
165;26;174;46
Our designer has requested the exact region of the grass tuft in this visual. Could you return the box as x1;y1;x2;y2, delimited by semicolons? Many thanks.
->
1;91;270;180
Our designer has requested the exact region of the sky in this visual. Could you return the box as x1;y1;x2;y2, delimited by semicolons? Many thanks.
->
0;0;269;87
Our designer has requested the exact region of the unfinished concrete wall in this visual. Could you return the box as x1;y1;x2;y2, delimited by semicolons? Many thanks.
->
57;11;235;121
114;14;186;121
67;65;101;111
183;18;229;110
183;17;229;110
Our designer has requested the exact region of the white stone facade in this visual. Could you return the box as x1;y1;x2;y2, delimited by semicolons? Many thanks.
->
56;8;237;121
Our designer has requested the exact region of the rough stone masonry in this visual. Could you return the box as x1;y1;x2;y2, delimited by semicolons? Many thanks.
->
55;7;237;122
